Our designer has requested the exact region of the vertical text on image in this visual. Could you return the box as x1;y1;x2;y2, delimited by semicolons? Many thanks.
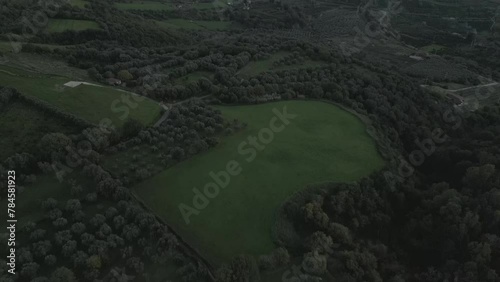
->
6;170;17;275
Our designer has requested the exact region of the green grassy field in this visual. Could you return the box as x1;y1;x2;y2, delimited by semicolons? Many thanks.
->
0;41;14;52
238;52;290;77
69;0;88;8
116;0;222;10
421;44;447;53
0;65;162;127
238;52;327;77
116;1;177;10
175;71;214;84
277;60;327;70
47;19;100;32
0;41;72;53
0;100;79;160
157;19;233;30
144;260;186;281
133;100;385;263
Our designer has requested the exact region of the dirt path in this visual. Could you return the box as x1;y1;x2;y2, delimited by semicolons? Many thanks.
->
63;80;213;127
448;82;499;93
153;95;212;127
421;82;499;96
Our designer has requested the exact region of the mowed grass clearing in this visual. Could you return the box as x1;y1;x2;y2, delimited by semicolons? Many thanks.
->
157;19;233;31
0;41;14;52
69;0;88;8
0;65;162;127
47;19;100;32
116;1;176;10
0;100;79;160
239;52;290;77
421;44;447;53
238;52;327;77
116;1;224;10
133;100;385;263
174;71;214;84
0;41;72;53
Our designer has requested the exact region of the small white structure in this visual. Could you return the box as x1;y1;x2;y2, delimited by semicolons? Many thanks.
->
64;81;84;88
63;81;101;88
409;55;424;61
106;78;122;86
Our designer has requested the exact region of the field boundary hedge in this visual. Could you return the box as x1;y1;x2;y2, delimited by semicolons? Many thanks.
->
129;191;217;281
14;88;96;128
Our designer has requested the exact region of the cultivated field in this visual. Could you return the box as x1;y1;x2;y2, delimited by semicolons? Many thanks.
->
403;57;477;82
312;8;360;37
133;100;385;263
0;65;162;127
47;19;101;32
3;52;87;79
